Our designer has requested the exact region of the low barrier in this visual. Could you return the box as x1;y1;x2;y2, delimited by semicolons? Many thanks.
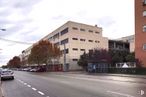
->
88;67;146;75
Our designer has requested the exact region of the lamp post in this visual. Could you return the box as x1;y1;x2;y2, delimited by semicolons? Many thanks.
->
0;28;6;31
63;43;67;71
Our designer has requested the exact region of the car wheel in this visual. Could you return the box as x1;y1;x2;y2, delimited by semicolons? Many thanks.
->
11;76;14;80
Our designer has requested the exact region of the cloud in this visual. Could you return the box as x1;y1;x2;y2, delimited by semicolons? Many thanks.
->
0;0;134;65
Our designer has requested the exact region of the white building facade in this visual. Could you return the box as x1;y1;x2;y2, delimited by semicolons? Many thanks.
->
22;21;108;70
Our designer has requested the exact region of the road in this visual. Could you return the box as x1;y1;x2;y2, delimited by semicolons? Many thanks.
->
1;71;146;97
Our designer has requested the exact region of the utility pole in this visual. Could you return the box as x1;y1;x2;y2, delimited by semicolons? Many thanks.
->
63;43;67;71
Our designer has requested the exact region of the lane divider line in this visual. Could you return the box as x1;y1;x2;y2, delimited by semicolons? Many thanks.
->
38;91;45;95
107;90;135;97
24;83;27;85
17;79;49;97
32;87;37;91
27;85;31;87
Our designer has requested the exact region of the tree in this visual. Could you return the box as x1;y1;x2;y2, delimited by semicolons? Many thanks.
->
28;40;61;66
78;49;111;69
125;52;135;62
78;52;88;70
7;56;21;68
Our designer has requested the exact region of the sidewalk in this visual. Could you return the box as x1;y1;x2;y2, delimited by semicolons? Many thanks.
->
0;80;4;97
65;71;146;79
108;73;146;78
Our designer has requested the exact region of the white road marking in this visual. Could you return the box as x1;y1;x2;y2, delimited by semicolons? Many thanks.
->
24;83;27;85
107;90;135;97
27;85;31;87
38;91;45;95
17;79;50;97
32;87;37;91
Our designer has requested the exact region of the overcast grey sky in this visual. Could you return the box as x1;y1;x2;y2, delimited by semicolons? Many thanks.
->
0;0;134;65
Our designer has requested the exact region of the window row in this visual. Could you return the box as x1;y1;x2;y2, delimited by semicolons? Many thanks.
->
72;48;85;51
60;48;86;54
72;27;100;34
72;38;100;43
48;28;68;41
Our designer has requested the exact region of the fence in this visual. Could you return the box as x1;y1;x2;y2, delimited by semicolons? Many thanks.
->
88;67;146;75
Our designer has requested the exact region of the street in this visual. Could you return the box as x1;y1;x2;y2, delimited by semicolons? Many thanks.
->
2;71;146;97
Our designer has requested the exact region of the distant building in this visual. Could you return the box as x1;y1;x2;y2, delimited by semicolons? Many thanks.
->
135;0;146;67
108;40;130;52
117;35;135;52
22;21;108;71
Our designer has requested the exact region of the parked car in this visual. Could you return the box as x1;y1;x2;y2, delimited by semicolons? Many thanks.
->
22;67;31;71
0;69;14;80
29;68;38;72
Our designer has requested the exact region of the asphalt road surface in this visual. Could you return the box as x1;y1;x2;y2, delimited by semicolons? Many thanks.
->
2;71;146;97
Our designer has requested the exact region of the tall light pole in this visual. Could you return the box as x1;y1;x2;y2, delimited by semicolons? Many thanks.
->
0;28;6;53
0;28;6;31
63;43;67;71
0;27;5;82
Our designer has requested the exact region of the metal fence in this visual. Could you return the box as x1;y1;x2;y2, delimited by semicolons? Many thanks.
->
88;67;146;75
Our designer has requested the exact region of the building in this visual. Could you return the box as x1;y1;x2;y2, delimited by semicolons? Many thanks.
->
108;40;130;52
117;35;135;52
22;21;108;71
135;0;146;67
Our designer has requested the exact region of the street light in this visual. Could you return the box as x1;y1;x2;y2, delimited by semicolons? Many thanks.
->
63;43;67;71
0;28;6;31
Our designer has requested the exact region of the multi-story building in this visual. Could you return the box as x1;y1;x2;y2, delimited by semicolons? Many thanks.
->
108;40;130;52
117;35;135;52
22;21;108;71
135;0;146;67
43;21;108;70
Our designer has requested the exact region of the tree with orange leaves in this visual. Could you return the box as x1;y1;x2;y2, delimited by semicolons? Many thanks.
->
28;40;61;66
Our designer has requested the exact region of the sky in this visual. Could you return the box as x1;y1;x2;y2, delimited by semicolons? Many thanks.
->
0;0;134;65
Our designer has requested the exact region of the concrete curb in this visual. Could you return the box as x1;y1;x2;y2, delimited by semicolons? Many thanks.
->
92;73;146;79
0;81;4;97
66;71;146;79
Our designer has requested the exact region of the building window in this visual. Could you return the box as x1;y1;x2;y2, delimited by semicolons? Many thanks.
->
62;49;69;54
143;25;146;32
88;30;93;33
80;49;85;51
72;48;78;51
80;39;86;41
72;27;78;30
72;59;78;61
61;28;68;36
95;40;100;43
143;11;146;17
143;0;146;5
72;38;78;40
53;33;59;40
143;44;146;50
95;31;100;34
89;40;93;42
80;28;85;31
61;38;68;45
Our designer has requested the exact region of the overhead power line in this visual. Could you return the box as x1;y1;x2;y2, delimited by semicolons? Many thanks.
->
0;37;34;45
